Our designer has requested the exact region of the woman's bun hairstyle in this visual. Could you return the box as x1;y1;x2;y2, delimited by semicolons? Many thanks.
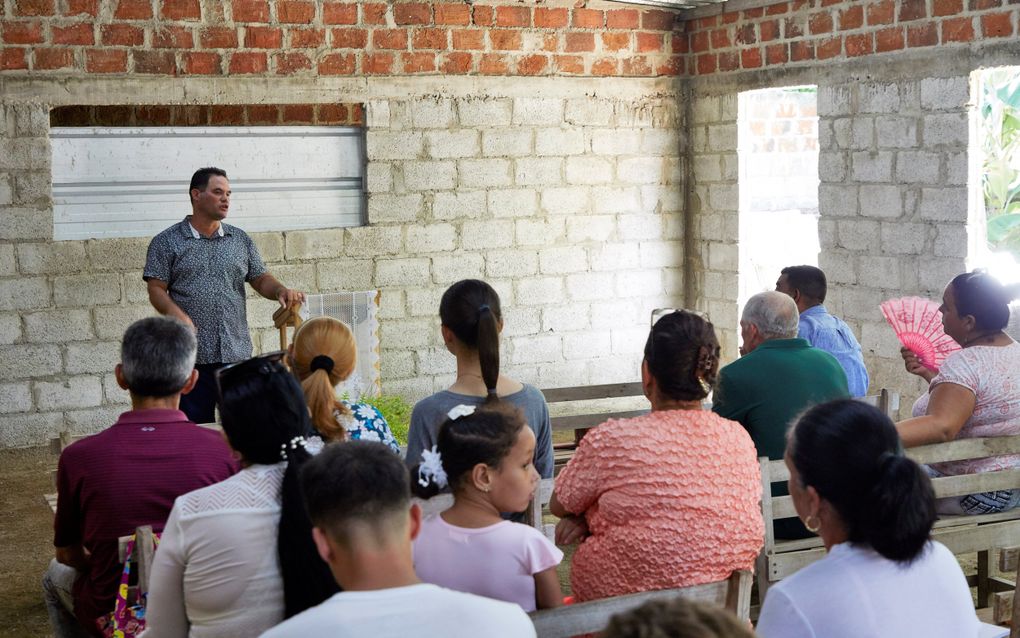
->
643;310;720;401
789;399;935;563
950;270;1019;332
439;280;502;404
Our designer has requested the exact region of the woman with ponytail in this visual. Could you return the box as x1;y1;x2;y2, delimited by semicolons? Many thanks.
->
406;279;553;479
290;316;399;452
757;399;980;638
897;271;1020;515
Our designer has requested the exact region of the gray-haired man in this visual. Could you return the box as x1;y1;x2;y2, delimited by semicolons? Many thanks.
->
45;317;236;638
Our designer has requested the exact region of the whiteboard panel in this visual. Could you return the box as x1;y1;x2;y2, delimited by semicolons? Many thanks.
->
51;126;365;240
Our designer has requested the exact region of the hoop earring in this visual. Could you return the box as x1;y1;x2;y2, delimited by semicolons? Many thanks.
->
804;515;820;533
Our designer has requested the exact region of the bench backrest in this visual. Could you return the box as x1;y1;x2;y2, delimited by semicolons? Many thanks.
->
529;570;752;638
543;382;647;438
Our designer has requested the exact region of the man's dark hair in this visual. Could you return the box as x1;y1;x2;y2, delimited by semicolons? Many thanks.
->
120;316;196;397
189;167;228;201
781;265;827;303
300;441;410;542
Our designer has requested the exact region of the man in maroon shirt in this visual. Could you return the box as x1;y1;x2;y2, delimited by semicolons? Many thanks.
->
45;317;237;637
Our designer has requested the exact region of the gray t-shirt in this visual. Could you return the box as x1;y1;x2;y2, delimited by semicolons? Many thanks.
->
406;385;554;479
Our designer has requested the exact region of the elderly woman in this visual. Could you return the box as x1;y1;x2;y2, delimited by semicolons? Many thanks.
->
549;310;763;601
142;352;316;637
897;271;1020;514
757;400;980;637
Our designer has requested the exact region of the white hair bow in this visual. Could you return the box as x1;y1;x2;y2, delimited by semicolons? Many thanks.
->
447;404;476;420
418;445;448;489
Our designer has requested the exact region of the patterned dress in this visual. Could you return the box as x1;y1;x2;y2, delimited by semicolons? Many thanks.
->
334;401;400;453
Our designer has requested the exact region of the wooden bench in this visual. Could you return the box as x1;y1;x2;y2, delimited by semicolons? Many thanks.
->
529;570;752;638
757;433;1020;608
542;382;647;471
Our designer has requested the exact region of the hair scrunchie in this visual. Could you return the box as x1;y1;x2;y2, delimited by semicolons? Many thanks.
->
310;355;335;374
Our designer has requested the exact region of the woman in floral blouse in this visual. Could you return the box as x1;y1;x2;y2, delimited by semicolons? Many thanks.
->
289;316;399;452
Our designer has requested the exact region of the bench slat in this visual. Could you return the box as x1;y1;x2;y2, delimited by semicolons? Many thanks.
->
542;383;644;403
908;435;1020;466
550;410;648;432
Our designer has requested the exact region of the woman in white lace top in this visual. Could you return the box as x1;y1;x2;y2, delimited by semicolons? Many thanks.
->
142;353;317;638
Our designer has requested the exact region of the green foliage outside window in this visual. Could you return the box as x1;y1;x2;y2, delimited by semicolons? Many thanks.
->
981;70;1020;256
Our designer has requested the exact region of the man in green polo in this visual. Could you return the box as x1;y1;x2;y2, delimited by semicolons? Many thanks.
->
713;291;849;538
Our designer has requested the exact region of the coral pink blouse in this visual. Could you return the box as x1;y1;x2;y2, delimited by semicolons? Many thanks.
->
555;409;763;602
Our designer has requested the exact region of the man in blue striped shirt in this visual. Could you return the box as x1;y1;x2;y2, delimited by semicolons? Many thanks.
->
776;265;870;398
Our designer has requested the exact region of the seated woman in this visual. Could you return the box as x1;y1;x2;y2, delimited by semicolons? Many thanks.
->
142;352;316;637
757;400;980;637
405;279;553;479
289;316;399;452
897;271;1020;514
549;310;763;601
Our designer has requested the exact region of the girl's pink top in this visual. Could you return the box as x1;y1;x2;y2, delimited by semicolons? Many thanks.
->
912;342;1020;475
554;409;764;602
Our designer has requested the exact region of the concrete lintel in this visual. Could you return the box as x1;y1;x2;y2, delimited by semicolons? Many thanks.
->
0;75;684;107
682;0;783;19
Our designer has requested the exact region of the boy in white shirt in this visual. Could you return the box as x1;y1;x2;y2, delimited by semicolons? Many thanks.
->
260;441;536;638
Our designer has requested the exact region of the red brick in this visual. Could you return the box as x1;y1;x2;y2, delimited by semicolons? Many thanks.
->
84;48;126;72
317;104;349;124
153;26;193;48
721;11;740;24
821;0;842;5
248;104;279;124
695;16;717;29
790;39;814;61
766;2;789;15
982;12;1013;37
478;52;507;75
318;51;356;74
161;0;200;20
816;36;841;58
362;3;386;24
114;0;151;19
183;51;220;74
718;50;740;71
362;51;393;74
33;47;74;69
489;30;521;50
710;28;730;48
743;7;764;18
696;53;716;75
941;16;974;41
906;22;937;46
514;53;546;76
281;104;314;123
322;2;357;24
352;104;366;126
471;5;493;26
440;51;472;73
875;26;905;50
275;51;312;73
691;31;709;52
50;21;92;45
278;1;315;23
553;54;583;74
1;47;29;69
621;56;651;76
601;32;630;51
866;0;896;24
232;0;269;22
495;5;529;27
209;105;245;125
784;17;804;38
412;27;446;49
735;24;756;45
642;9;674;30
765;43;788;64
606;9;638;29
760;19;780;41
15;0;53;16
136;105;174;125
898;0;927;21
451;29;483;50
169;105;207;125
229;50;268;73
373;28;407;49
564;31;594;52
540;33;558;52
64;0;98;16
587;57;614;76
398;50;433;72
844;32;873;56
2;21;43;44
435;4;471;25
200;26;237;48
839;5;864;29
100;23;141;45
394;3;431;25
933;0;964;16
572;8;604;28
134;50;176;74
808;11;833;34
332;27;367;48
245;26;282;48
636;31;663;52
970;0;1003;9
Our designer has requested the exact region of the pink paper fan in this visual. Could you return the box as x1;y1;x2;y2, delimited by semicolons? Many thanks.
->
880;296;961;373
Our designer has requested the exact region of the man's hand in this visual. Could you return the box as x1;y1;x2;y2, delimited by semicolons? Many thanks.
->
147;279;196;331
277;287;305;309
554;514;589;545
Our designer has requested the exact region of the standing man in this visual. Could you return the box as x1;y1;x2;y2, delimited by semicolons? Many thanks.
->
776;265;870;397
144;167;304;424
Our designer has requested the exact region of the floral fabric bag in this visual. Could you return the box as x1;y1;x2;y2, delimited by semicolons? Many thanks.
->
95;532;160;638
